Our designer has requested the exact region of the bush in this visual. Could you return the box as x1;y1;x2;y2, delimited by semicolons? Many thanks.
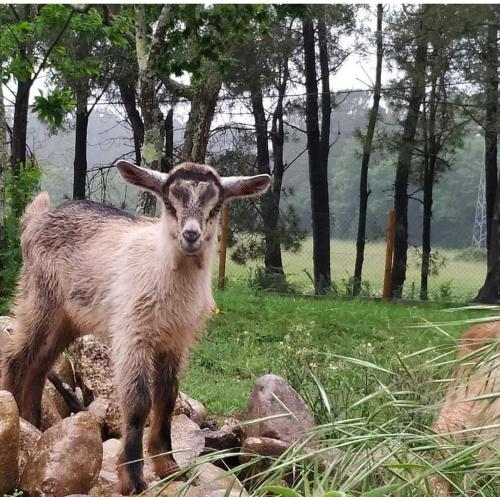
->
0;165;42;304
248;266;297;294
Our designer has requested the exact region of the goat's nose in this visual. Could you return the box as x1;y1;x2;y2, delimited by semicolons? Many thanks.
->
183;230;201;244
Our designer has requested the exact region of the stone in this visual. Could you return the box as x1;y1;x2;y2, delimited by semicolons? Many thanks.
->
0;390;20;494
73;335;121;437
245;374;315;445
40;389;63;431
175;392;207;424
172;414;205;466
144;481;204;497
21;411;103;497
45;354;77;420
240;436;291;462
193;463;246;496
203;429;241;453
88;397;110;427
19;418;42;476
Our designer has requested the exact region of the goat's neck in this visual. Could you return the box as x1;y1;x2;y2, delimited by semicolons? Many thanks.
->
155;215;216;291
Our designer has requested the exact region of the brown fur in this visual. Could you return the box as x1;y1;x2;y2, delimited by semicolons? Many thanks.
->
432;321;500;496
1;161;271;495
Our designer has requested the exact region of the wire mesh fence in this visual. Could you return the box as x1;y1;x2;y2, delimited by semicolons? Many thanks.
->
220;210;487;303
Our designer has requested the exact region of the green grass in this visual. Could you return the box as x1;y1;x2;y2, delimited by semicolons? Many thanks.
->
176;287;500;496
181;285;492;415
224;239;486;302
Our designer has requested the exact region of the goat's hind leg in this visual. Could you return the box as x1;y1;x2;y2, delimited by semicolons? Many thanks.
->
148;352;181;480
2;307;65;427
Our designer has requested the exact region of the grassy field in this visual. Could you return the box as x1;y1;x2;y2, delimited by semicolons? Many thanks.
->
182;286;493;415
223;239;487;302
180;287;500;496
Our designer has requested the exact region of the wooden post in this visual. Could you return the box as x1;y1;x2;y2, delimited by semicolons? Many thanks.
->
218;206;230;290
383;209;396;299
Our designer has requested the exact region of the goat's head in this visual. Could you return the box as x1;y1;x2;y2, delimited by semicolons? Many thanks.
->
117;161;271;256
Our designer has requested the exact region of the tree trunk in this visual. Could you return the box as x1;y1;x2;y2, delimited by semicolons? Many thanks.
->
303;17;331;294
10;79;31;218
0;77;7;272
420;56;440;301
73;85;89;200
475;181;500;303
484;19;499;251
135;4;164;216
390;14;428;298
475;18;499;303
11;80;31;178
181;70;221;163
118;78;144;166
353;4;383;296
250;86;284;275
162;107;174;173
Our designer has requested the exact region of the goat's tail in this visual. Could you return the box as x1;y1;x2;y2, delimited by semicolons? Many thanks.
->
21;192;50;228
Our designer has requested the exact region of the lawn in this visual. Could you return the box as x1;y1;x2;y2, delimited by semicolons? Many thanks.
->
182;285;494;416
181;288;500;495
223;239;487;302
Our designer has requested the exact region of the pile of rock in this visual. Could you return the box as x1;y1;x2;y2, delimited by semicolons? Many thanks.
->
0;317;323;497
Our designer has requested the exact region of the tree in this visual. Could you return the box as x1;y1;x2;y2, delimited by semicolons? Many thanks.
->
0;4;74;214
353;4;383;296
390;5;429;298
302;14;331;294
475;9;499;302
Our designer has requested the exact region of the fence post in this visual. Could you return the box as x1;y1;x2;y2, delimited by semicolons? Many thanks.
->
383;209;396;299
218;206;230;290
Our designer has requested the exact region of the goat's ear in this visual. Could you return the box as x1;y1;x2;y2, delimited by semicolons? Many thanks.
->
116;160;168;196
220;174;271;200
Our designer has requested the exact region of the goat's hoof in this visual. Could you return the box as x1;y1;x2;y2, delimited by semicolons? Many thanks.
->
155;458;181;480
116;475;148;495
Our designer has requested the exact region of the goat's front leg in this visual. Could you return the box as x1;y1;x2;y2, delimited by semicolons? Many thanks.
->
114;344;152;495
148;352;181;479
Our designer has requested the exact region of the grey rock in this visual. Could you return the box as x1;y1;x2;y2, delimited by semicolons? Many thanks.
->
245;374;315;445
0;390;20;494
21;412;103;497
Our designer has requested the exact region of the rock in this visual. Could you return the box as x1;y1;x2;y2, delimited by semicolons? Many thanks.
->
172;414;205;466
73;335;121;437
193;463;246;496
203;429;241;453
240;436;291;462
21;411;103;497
0;390;20;494
19;418;42;476
144;481;203;497
88;397;110;427
175;392;207;424
44;354;77;420
245;374;315;445
99;438;122;485
40;389;63;431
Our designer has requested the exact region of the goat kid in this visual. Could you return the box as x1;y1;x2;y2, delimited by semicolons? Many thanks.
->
2;161;271;495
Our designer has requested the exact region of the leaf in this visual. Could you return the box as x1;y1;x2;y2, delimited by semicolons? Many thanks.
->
323;493;355;497
258;486;302;497
360;484;401;497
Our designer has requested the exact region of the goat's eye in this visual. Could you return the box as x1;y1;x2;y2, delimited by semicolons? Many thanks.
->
164;202;177;218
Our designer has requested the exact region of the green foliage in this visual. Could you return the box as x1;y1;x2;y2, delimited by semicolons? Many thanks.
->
0;165;42;305
32;89;75;130
248;267;297;294
3;491;23;497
